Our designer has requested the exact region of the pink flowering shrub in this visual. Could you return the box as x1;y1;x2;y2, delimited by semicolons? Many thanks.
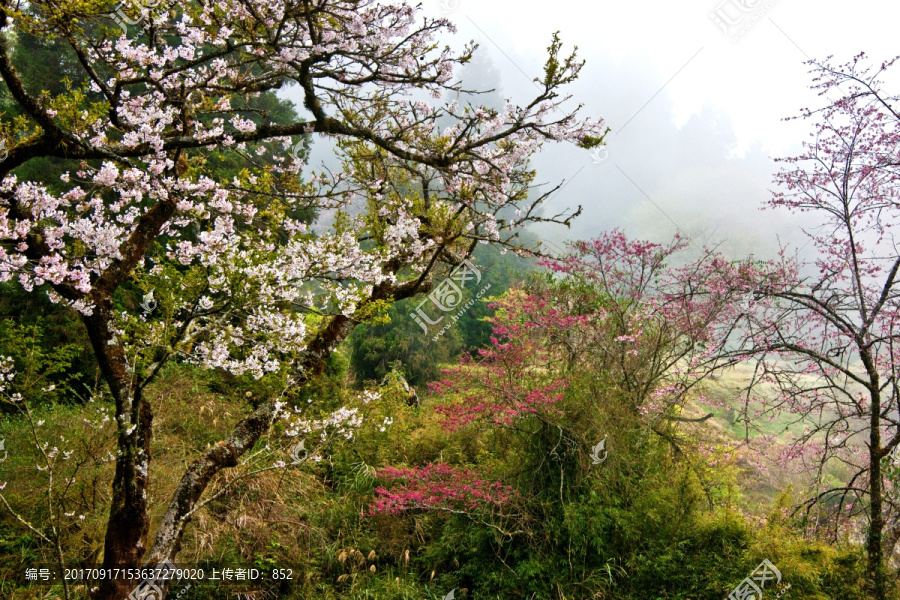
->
428;288;578;430
370;463;514;515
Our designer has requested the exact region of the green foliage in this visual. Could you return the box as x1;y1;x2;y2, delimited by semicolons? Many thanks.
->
0;299;93;407
352;367;869;599
346;243;534;387
346;299;462;387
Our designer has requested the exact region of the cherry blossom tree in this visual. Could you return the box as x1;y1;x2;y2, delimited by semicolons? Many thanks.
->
0;0;606;597
366;287;579;544
709;54;900;600
535;230;732;425
428;288;576;430
426;229;732;435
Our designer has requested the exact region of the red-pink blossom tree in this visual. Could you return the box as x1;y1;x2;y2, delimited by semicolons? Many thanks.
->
371;463;514;515
368;289;577;540
428;288;578;430
709;54;900;600
535;230;733;427
0;1;605;597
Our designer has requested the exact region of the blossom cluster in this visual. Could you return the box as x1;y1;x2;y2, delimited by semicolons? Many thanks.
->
429;290;575;429
370;463;513;515
0;356;22;403
276;401;364;442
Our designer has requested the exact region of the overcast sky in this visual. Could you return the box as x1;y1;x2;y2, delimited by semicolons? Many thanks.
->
294;0;900;260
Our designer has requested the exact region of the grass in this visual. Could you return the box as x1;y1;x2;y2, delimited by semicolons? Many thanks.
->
0;358;878;599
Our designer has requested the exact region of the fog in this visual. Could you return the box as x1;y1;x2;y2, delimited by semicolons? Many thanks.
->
285;0;900;263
